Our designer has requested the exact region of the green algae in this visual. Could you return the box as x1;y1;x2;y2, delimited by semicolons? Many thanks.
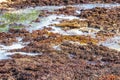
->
0;9;40;32
0;24;9;32
0;24;7;28
0;27;9;32
0;23;9;32
10;25;25;30
1;10;39;23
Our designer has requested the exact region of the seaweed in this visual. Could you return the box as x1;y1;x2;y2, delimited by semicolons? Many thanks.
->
0;10;39;32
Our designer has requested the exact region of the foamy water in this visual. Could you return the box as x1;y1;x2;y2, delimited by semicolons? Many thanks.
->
101;36;120;51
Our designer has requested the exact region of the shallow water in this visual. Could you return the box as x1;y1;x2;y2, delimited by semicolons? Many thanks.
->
101;36;120;51
0;3;120;60
74;3;120;9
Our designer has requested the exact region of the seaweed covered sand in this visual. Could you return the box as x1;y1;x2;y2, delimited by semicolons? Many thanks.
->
0;0;120;80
